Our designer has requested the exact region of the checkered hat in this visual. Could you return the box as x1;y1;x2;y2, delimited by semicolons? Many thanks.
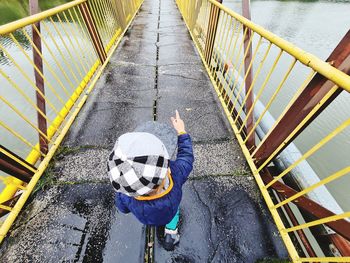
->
107;132;170;197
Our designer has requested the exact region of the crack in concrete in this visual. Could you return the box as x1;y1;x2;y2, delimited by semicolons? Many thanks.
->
92;104;153;112
53;180;109;185
145;2;161;261
192;137;233;144
208;239;223;263
186;110;221;130
115;87;155;91
58;145;111;152
60;224;85;232
158;62;202;67
191;181;215;251
57;145;106;153
152;0;161;123
189;172;250;181
110;61;156;68
160;73;203;81
10;203;51;232
156;42;193;48
158;24;185;28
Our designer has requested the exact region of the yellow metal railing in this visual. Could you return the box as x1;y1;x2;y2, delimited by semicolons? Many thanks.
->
0;0;143;243
176;0;350;262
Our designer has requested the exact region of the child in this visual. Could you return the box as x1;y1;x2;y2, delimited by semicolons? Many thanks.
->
107;110;194;251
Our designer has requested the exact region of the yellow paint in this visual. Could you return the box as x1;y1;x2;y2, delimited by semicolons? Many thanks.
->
0;0;144;243
0;0;87;35
175;2;300;260
175;0;350;262
206;0;350;92
285;212;350;233
1;0;348;262
274;166;350;209
266;116;350;189
298;257;350;262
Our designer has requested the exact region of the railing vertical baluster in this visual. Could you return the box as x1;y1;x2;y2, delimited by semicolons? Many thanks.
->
189;0;202;32
242;0;255;150
78;1;107;63
188;0;196;30
29;0;48;156
112;0;127;30
0;0;145;244
204;0;222;65
253;30;350;169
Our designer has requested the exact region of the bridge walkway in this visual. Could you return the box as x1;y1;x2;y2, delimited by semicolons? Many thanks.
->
0;0;288;261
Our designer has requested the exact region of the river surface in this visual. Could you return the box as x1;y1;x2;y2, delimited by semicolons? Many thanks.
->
0;0;70;25
0;0;349;211
0;0;98;191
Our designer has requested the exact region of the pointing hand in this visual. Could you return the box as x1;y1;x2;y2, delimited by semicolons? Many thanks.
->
171;110;186;135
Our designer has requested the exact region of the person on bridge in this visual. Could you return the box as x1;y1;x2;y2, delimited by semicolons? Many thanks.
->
107;110;194;251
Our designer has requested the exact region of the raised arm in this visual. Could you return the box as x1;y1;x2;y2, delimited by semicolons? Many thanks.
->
176;133;194;168
171;111;194;183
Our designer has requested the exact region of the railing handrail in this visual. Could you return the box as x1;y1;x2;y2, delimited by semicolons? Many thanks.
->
0;0;144;244
208;0;350;93
0;0;86;35
176;0;350;260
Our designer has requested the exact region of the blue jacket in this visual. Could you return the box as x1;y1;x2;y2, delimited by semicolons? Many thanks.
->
115;133;194;226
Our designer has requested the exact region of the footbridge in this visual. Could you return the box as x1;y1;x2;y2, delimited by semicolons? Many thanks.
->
0;0;349;262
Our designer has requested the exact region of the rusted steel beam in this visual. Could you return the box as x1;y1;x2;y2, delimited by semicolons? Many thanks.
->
0;145;35;183
280;196;317;258
329;234;350;256
266;168;350;257
266;167;317;257
260;170;350;242
79;2;107;63
204;0;222;65
241;0;255;150
0;195;21;217
30;0;48;155
253;30;350;167
0;157;32;184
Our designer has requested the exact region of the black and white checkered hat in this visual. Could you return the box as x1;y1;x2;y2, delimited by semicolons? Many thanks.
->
107;132;170;197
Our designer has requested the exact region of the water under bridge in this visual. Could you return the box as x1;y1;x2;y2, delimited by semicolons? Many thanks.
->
0;0;349;262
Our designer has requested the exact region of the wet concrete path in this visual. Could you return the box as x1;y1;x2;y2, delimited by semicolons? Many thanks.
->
0;0;288;262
